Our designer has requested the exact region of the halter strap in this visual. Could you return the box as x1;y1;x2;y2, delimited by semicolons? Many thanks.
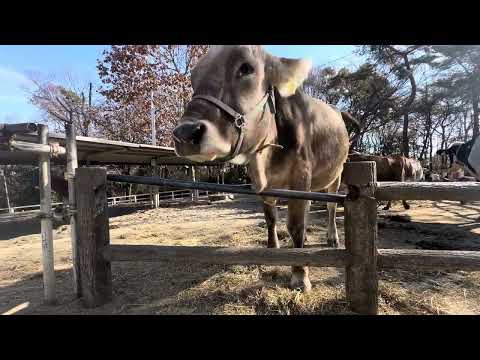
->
191;86;276;162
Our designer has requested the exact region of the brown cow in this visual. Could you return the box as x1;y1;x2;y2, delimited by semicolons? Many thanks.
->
32;171;69;221
172;45;358;292
347;153;424;210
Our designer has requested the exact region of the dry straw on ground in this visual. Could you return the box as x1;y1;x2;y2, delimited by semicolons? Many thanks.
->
1;198;480;315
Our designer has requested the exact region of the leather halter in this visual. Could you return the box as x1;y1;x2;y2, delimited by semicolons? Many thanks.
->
191;86;276;162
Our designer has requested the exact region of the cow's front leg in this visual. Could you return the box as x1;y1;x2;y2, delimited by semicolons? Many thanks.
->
383;201;392;210
288;198;312;292
262;197;279;248
402;200;410;210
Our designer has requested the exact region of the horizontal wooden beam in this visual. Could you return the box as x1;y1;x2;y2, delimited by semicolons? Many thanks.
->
0;122;38;134
102;245;480;272
107;175;346;203
376;182;480;202
378;249;480;271
9;139;66;156
102;245;350;267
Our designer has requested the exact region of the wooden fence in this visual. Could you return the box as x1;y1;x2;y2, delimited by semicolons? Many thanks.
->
73;161;480;314
0;189;219;216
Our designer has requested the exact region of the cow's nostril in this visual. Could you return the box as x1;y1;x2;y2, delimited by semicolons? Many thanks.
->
191;123;206;145
173;122;206;145
173;126;184;143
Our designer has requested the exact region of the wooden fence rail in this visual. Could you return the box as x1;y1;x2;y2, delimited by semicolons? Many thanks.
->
376;182;480;202
102;245;349;267
0;189;216;215
101;246;480;271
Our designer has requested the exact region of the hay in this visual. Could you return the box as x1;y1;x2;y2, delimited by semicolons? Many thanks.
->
2;199;480;314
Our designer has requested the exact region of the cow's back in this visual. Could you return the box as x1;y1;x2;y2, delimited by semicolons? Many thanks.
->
348;153;398;181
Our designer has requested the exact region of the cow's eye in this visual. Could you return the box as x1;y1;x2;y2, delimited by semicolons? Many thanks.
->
238;63;254;77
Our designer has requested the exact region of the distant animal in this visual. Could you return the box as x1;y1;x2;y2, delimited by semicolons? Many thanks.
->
347;153;424;210
437;137;480;180
32;171;69;221
32;171;69;198
426;172;441;182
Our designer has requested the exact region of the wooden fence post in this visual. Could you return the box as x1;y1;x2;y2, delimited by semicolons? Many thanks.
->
65;121;81;298
75;167;112;308
38;124;56;304
343;161;378;315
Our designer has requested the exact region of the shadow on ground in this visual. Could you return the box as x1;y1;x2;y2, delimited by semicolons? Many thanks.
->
0;260;226;315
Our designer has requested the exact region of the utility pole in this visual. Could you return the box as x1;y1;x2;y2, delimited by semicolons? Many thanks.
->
150;91;156;146
89;82;92;108
150;91;159;207
81;92;86;136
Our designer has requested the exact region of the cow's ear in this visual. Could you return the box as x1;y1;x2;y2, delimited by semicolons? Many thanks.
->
266;55;312;97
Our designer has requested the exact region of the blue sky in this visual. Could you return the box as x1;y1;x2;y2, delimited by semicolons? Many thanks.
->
0;45;362;123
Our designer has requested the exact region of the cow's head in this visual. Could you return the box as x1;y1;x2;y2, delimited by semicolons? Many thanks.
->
172;45;312;164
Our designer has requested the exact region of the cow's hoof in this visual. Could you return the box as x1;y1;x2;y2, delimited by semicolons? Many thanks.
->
327;238;339;248
267;241;280;249
403;204;411;210
290;269;312;293
290;277;312;293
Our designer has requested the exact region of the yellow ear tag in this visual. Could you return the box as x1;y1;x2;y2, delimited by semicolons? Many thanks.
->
279;78;300;97
285;78;300;96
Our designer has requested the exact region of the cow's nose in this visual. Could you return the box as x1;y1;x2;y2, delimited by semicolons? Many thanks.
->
173;122;206;145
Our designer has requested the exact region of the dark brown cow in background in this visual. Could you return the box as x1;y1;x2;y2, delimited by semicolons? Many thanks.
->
347;153;424;210
32;171;69;221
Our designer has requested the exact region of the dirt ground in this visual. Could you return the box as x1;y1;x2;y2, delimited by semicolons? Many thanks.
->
2;196;480;315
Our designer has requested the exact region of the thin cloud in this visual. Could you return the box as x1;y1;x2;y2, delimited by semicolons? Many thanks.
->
0;65;33;88
0;94;29;103
2;112;21;123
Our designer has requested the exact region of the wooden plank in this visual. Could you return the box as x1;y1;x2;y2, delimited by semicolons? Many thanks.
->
0;122;37;134
103;245;350;267
376;182;480;202
344;161;378;315
75;167;112;308
378;249;480;271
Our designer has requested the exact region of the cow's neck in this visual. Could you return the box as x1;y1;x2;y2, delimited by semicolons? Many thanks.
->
228;90;284;193
245;112;280;193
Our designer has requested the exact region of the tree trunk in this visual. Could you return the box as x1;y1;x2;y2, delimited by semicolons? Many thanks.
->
402;113;409;157
473;94;479;139
441;124;447;168
419;110;432;161
429;131;433;171
462;109;468;141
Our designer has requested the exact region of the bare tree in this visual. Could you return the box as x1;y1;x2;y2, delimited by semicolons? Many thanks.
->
27;73;103;136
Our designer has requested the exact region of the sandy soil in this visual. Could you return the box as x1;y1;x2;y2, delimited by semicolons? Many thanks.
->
2;197;480;315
